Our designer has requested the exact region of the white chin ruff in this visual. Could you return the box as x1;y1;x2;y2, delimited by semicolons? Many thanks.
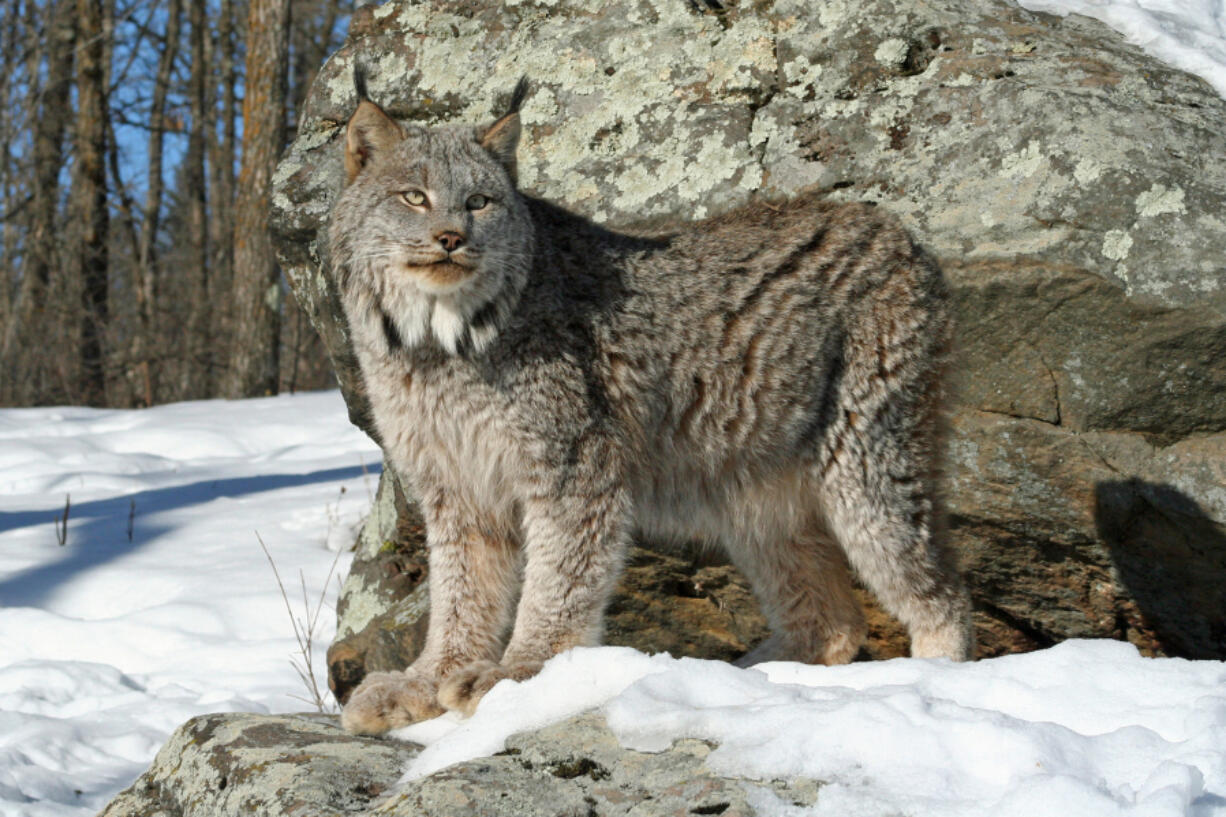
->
381;286;504;356
430;300;468;354
370;256;517;357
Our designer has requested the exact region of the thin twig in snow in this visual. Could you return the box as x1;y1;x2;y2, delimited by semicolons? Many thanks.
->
256;531;345;713
54;494;70;546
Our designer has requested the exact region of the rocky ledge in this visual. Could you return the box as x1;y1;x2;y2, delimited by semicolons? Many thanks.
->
99;711;818;817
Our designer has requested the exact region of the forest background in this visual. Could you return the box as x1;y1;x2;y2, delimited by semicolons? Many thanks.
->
0;0;353;409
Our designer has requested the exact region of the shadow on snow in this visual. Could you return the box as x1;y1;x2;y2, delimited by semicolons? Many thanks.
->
0;463;380;608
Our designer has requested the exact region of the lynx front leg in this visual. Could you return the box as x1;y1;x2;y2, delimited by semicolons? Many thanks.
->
438;487;629;716
341;493;520;734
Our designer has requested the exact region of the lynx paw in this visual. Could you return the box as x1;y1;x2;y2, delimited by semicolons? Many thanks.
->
911;621;974;661
734;630;863;668
437;659;542;717
340;671;444;735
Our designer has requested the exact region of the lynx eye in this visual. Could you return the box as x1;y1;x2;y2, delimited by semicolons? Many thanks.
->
466;194;490;211
399;190;427;207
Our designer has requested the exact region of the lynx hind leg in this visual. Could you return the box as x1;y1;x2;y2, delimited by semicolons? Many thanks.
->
821;439;972;661
729;518;868;667
819;285;972;660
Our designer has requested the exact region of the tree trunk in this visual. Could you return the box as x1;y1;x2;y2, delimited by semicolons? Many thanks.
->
224;0;291;399
2;0;74;403
178;0;210;399
73;0;109;406
0;1;19;331
134;0;182;407
208;0;237;382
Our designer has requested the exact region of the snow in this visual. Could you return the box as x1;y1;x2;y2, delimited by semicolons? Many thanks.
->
0;392;380;816
2;399;1225;817
1014;0;1226;98
394;643;1226;816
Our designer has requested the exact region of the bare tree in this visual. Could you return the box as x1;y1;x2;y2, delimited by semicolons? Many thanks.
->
73;0;111;406
176;0;211;399
2;0;75;404
208;0;238;374
225;0;291;398
0;2;21;330
130;0;182;407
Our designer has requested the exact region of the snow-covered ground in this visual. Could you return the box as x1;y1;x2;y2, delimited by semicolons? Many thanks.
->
397;644;1226;816
1015;0;1226;98
3;397;1225;817
0;392;379;816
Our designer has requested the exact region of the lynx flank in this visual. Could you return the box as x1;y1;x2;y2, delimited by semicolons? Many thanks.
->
331;74;972;735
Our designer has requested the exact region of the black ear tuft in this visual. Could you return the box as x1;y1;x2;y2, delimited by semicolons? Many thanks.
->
353;62;371;102
505;76;530;116
479;78;529;184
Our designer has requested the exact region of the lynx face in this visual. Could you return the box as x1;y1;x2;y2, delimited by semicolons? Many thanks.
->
331;96;534;355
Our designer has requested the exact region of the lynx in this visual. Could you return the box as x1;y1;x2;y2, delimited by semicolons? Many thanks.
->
331;72;972;735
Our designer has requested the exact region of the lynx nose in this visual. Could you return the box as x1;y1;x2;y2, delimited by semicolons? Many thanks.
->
436;231;465;253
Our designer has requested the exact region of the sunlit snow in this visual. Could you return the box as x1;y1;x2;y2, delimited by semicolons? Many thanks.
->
394;644;1226;816
0;392;379;816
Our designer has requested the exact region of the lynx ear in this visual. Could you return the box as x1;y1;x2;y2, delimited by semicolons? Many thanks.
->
344;70;403;183
345;101;402;182
479;77;529;183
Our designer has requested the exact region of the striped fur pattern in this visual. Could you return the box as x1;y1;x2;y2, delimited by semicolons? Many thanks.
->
330;81;972;735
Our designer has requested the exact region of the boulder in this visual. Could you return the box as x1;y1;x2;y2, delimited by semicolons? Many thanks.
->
271;0;1226;670
98;712;418;817
99;711;819;817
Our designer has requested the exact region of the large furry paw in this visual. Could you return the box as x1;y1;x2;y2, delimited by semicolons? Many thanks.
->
734;630;862;668
437;659;543;717
911;621;975;661
339;670;445;735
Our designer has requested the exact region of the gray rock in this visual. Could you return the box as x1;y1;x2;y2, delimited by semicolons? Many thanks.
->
334;467;425;643
272;0;1226;661
98;711;820;817
98;713;419;817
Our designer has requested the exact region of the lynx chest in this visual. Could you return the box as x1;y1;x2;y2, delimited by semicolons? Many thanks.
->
367;354;532;514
